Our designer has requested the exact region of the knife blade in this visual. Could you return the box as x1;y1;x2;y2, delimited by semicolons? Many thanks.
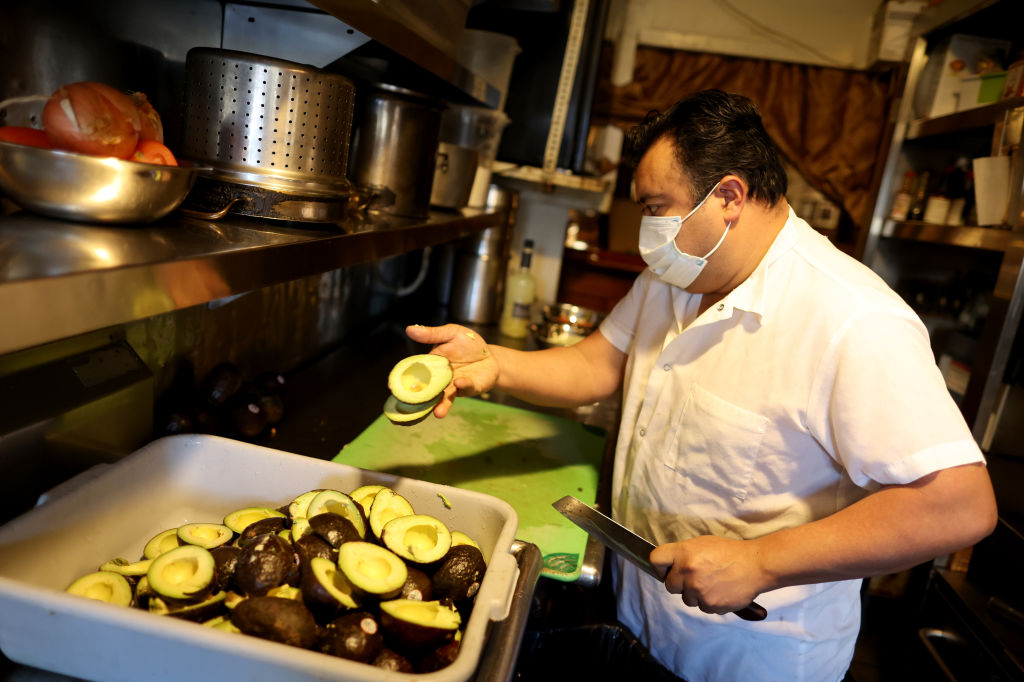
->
552;495;767;622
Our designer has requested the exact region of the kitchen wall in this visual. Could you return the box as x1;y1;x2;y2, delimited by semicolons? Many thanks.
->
605;0;883;78
511;0;889;301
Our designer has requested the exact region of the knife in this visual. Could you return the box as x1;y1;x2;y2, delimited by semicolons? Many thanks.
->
552;495;767;622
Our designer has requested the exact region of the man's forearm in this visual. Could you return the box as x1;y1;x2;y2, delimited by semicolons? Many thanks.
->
488;333;625;407
752;462;997;591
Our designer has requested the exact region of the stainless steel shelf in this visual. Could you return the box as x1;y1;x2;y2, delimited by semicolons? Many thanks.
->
0;208;506;356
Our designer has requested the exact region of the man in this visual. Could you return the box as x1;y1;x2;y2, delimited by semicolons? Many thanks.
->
406;90;996;681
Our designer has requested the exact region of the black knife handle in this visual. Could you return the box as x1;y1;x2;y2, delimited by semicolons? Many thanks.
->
735;601;768;621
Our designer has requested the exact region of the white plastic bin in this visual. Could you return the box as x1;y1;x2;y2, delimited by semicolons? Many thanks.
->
0;435;519;682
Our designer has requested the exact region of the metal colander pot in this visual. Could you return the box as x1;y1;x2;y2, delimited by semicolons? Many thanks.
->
182;48;355;197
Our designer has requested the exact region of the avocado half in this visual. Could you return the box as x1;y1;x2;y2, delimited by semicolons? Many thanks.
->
383;394;441;426
387;354;453;406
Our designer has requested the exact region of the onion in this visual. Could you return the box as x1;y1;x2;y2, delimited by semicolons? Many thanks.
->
131;92;164;143
42;82;139;158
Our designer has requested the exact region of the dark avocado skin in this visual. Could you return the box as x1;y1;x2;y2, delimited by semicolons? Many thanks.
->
210;545;242;592
309;513;361;548
236;533;295;595
231;596;318;648
238;517;289;547
201;363;244;408
373;648;414;672
166;591;227;622
431;545;486;602
400;567;433;601
294;535;335;568
418;639;461;673
320;611;383;662
299;558;354;620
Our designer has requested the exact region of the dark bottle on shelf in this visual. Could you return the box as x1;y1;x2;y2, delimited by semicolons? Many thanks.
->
908;170;930;221
924;165;954;225
889;169;917;221
960;170;977;226
944;158;969;226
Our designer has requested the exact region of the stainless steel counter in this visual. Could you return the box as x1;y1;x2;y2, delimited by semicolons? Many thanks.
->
0;207;506;356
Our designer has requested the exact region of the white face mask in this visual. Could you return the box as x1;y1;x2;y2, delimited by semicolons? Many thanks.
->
638;182;731;289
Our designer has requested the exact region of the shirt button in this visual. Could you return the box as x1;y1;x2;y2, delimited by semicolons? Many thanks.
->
717;303;725;311
639;427;646;437
663;364;671;372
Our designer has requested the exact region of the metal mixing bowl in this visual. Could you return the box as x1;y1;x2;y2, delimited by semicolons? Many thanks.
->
531;320;594;347
533;303;606;347
0;140;204;224
541;302;604;329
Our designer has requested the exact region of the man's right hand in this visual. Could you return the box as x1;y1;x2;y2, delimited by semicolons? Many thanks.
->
405;324;499;418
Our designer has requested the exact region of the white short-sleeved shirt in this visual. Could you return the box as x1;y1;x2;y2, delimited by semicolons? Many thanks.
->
599;208;984;682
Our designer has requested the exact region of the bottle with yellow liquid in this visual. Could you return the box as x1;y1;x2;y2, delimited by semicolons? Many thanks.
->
499;239;536;338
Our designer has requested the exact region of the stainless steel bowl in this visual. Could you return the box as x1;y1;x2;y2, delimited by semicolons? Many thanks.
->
531;320;594;348
0;140;204;224
541;302;604;329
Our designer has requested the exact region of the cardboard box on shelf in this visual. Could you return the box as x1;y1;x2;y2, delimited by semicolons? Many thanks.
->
913;34;1012;119
1001;59;1024;100
869;0;926;63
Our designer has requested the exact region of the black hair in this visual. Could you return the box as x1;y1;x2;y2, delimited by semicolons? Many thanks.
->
625;89;788;206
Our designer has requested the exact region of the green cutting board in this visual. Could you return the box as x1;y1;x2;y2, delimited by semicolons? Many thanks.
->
334;397;606;581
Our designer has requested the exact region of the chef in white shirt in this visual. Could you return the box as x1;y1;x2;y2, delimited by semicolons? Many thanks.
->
405;89;997;682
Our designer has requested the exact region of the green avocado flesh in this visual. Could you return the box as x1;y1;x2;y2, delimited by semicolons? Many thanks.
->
338;542;408;598
143;528;182;559
66;571;133;606
177;522;233;549
223;507;286;535
381;514;452;564
147;545;216;600
387;354;452;405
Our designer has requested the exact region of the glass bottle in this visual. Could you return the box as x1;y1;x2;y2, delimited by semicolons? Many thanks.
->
945;158;969;226
960;170;977;226
908;170;931;221
889;169;917;221
923;166;953;224
499;239;536;338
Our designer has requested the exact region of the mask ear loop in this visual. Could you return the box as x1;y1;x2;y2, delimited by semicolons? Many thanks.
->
702;221;732;260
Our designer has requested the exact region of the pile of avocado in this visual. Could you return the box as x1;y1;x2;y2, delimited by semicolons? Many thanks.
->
65;486;489;674
384;354;453;425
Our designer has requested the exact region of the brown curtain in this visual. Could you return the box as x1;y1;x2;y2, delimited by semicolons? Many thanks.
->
592;45;897;230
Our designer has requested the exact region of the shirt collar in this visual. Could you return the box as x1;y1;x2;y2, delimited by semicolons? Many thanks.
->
680;207;800;325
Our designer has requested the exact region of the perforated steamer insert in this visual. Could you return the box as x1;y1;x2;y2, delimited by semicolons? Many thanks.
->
181;48;357;221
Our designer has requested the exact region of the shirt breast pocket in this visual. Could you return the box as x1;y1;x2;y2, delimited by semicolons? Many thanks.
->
666;384;770;501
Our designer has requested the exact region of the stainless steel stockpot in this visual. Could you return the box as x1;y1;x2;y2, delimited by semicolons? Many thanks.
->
181;48;356;197
348;83;445;219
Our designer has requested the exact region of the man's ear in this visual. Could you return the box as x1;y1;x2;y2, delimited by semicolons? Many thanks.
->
717;175;747;224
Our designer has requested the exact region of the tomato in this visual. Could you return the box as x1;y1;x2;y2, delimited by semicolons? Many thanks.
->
0;126;53;149
131;139;178;166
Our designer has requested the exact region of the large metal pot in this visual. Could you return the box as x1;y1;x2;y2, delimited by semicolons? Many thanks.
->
181;48;356;197
448;185;516;323
348;83;444;219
